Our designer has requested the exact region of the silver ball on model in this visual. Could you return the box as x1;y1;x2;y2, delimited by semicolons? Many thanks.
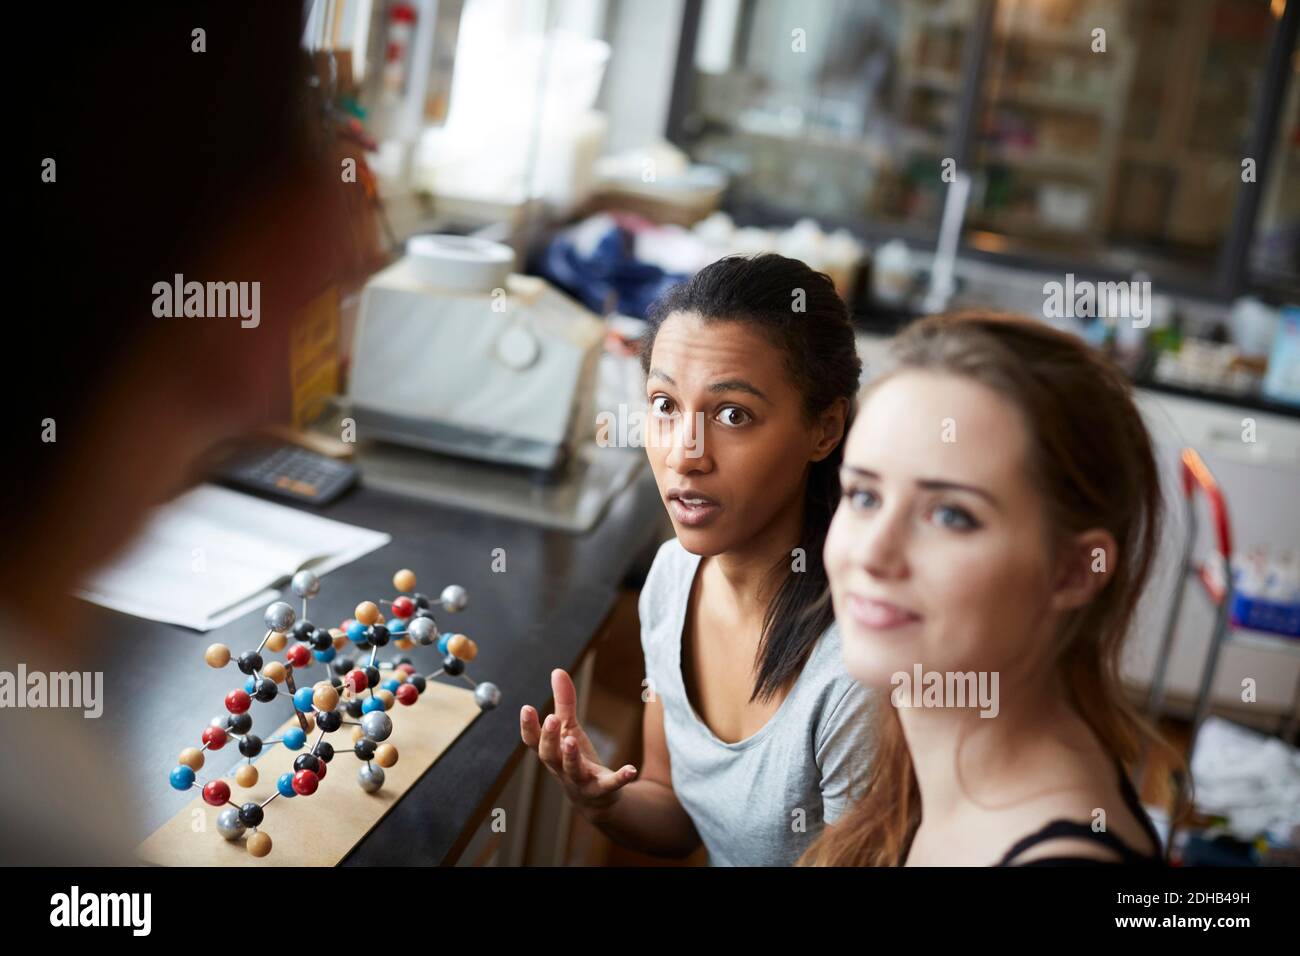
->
217;806;246;841
264;601;296;632
440;584;468;613
475;682;501;710
407;616;437;645
291;569;321;599
358;764;385;793
361;710;393;742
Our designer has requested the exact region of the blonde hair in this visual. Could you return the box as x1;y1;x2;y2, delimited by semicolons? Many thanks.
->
801;311;1186;866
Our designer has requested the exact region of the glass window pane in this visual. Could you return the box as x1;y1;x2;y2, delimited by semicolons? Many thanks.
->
676;0;980;234
1250;57;1300;294
965;0;1287;287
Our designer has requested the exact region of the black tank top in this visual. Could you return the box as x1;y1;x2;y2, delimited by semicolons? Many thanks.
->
994;761;1164;867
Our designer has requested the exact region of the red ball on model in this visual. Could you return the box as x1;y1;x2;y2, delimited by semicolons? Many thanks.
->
391;596;415;619
202;726;228;750
292;769;320;796
225;690;251;714
202;780;231;806
396;683;419;706
346;669;368;693
286;643;312;668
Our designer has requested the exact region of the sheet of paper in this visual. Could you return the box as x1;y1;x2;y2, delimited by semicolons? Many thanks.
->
76;484;391;630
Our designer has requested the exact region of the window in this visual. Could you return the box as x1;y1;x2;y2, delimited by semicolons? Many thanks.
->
1250;56;1300;293
674;0;980;238
669;0;1299;298
968;0;1286;287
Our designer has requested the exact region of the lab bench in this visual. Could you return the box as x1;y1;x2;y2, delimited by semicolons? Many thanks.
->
82;461;666;866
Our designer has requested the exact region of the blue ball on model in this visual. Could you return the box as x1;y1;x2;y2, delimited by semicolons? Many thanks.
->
169;765;195;791
277;772;297;798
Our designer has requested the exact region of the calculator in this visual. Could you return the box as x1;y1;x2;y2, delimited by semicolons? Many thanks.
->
212;441;360;506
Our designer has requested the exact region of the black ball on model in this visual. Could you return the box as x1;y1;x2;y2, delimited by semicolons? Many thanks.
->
368;624;390;647
293;753;321;775
253;678;278;703
354;738;377;761
345;699;364;718
442;655;465;677
237;651;263;675
364;666;381;688
333;657;354;675
316;709;342;732
239;802;264;827
290;619;316;641
310;629;333;652
227;712;253;735
412;593;431;610
239;734;264;758
315;741;335;763
408;674;427;694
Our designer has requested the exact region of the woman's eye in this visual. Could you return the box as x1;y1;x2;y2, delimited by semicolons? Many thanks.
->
932;504;979;531
843;487;879;511
716;406;751;427
650;396;676;417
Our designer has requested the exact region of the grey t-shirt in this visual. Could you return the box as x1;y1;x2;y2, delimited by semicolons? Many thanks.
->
639;537;875;866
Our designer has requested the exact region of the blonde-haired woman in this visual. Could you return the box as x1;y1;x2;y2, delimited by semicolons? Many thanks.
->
805;312;1180;866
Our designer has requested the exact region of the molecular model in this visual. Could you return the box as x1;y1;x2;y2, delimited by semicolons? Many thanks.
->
168;567;501;858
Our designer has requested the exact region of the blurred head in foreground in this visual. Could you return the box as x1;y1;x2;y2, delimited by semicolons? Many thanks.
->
11;2;347;647
5;1;350;864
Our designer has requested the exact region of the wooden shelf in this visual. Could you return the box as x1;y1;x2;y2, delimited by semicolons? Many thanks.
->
981;144;1102;178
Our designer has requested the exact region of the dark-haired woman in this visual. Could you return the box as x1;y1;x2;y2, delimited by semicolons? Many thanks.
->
520;254;875;865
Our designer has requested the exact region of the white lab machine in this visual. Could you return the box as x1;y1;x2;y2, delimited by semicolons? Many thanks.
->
341;234;643;532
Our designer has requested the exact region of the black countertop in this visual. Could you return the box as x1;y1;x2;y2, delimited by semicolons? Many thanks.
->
87;461;667;866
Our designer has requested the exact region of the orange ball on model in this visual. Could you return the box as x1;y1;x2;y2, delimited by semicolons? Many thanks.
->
312;682;339;712
246;831;272;858
448;634;477;662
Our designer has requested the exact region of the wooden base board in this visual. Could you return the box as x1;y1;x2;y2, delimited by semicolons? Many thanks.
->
138;680;482;866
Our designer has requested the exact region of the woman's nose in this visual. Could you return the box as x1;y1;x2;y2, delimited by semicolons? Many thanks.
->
664;410;710;473
854;509;909;579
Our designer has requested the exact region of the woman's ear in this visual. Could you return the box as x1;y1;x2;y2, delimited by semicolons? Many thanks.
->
1049;528;1118;612
810;397;849;462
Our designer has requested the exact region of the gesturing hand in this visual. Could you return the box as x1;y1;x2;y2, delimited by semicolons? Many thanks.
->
520;668;638;815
